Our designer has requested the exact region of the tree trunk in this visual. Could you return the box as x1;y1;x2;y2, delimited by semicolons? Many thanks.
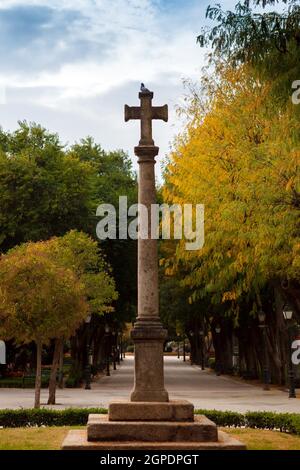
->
70;326;86;384
58;339;64;389
34;340;42;409
47;338;63;404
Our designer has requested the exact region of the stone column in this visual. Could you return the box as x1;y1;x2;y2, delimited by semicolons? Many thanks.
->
130;143;169;402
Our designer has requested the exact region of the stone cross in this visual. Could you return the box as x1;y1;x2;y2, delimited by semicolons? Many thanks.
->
62;88;246;451
125;91;168;146
125;89;169;402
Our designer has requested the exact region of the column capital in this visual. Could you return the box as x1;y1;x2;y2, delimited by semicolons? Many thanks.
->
134;145;159;162
139;91;153;99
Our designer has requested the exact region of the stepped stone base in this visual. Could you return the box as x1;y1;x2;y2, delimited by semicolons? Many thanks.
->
62;429;246;450
61;400;246;451
109;400;194;422
87;414;217;442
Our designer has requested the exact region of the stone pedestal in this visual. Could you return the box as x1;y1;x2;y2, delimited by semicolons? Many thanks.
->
109;400;194;421
130;326;169;402
62;401;246;450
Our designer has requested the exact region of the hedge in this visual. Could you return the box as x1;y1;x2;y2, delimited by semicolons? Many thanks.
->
195;409;300;435
0;377;50;389
0;408;107;428
0;408;300;435
195;409;243;427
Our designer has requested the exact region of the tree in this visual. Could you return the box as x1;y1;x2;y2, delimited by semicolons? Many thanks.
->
0;124;137;386
47;230;118;403
162;61;300;382
14;230;118;404
68;138;138;325
197;1;300;105
0;127;137;325
0;241;88;408
198;1;300;65
0;122;94;252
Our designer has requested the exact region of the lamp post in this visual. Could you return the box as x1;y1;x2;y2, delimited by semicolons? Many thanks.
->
258;309;270;391
112;331;117;370
117;332;122;364
85;314;92;390
183;336;186;362
105;324;111;377
199;329;205;370
215;325;221;376
189;331;194;364
283;303;296;398
177;333;180;359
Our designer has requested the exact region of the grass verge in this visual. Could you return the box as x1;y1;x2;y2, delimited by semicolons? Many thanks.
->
0;426;300;450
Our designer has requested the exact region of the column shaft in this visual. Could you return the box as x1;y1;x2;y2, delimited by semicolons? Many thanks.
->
130;145;169;402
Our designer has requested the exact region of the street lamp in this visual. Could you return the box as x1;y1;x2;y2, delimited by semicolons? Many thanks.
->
215;325;221;376
85;314;92;390
105;323;111;377
177;333;180;359
258;309;270;391
112;330;117;370
283;303;293;321
189;330;194;364
183;336;186;362
199;329;205;370
118;332;122;363
283;303;296;398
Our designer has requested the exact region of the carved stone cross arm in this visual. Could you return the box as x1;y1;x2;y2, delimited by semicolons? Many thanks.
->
125;91;168;146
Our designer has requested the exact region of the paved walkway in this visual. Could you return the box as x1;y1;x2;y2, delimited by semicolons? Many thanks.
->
0;356;299;412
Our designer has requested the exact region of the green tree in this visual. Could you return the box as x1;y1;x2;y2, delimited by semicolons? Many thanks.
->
197;0;300;105
15;230;118;404
69;138;138;324
0;241;88;408
0;124;137;384
0;122;94;251
198;1;300;65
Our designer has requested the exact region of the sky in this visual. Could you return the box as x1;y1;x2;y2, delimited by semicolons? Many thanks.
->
0;0;242;177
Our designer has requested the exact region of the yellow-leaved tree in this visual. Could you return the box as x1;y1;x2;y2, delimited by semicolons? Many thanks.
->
162;63;299;380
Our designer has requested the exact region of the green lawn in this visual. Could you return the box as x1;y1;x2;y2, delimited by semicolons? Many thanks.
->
223;428;300;450
0;426;300;450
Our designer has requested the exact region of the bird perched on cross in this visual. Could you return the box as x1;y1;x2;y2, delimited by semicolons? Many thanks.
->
140;83;150;93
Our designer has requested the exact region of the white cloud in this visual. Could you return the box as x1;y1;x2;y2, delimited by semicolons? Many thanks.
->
0;0;211;178
0;0;205;104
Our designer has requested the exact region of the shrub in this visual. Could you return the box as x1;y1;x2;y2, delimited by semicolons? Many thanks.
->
0;408;299;436
0;377;49;388
195;409;244;427
0;408;107;428
208;357;215;369
245;411;300;435
195;409;300;435
65;367;82;388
